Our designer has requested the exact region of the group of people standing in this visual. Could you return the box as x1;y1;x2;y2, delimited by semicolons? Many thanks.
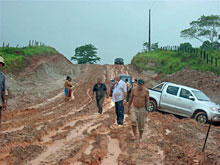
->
63;74;150;140
92;75;150;141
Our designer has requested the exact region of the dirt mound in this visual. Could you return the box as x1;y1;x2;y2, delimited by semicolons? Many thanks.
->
162;68;220;104
6;52;84;109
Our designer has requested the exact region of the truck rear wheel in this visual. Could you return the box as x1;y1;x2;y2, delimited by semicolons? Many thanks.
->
195;112;208;124
148;100;157;112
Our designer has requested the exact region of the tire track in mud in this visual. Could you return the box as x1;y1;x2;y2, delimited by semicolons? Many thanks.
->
0;65;124;165
1;64;220;165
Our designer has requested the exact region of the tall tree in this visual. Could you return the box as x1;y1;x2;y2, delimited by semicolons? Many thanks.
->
180;15;220;49
71;44;101;64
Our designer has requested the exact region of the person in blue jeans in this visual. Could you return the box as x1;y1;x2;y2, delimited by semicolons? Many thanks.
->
112;75;127;126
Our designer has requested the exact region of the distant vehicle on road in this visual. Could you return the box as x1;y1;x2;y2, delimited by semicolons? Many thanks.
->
114;58;124;65
148;82;220;124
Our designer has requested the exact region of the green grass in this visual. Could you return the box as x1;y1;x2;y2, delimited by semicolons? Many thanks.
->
0;46;57;72
131;50;220;75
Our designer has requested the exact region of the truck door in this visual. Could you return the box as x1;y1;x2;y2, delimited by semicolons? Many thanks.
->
175;88;195;116
160;85;179;111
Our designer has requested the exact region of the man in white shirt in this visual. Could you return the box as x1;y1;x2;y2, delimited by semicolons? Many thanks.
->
112;75;127;126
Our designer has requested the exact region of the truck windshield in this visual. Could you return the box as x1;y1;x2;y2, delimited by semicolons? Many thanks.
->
192;90;210;101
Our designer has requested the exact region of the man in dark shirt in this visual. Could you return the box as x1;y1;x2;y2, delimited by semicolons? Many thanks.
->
0;56;7;129
92;78;108;117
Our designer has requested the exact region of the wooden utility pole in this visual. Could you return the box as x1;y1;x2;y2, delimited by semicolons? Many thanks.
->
148;9;151;52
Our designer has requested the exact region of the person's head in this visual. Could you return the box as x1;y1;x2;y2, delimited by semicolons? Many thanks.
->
134;79;137;83
66;76;71;81
137;79;144;90
97;78;102;84
0;56;5;67
115;75;120;82
125;79;128;82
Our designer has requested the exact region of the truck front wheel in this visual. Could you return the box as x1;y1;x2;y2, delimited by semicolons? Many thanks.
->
195;112;208;124
148;100;157;112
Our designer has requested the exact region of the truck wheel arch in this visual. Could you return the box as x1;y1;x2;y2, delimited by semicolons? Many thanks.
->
193;110;208;124
192;109;207;118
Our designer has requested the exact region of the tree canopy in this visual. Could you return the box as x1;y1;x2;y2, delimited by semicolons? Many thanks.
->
143;42;159;52
181;15;220;49
200;40;220;50
179;42;193;50
71;44;101;64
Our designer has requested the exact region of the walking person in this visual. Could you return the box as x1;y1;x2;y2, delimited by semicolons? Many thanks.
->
112;75;127;127
128;79;150;141
64;76;72;102
92;78;108;117
125;79;131;102
0;57;7;129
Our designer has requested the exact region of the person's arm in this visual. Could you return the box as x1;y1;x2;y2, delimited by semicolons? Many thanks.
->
109;81;117;97
92;85;96;99
104;84;109;99
68;81;72;89
2;76;7;110
145;89;150;111
123;82;127;102
128;89;134;114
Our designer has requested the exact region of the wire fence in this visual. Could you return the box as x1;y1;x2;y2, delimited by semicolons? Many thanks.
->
2;40;45;48
160;46;219;67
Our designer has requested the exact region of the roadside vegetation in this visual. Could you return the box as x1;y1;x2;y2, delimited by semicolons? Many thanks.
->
131;50;220;75
132;14;220;75
0;45;57;72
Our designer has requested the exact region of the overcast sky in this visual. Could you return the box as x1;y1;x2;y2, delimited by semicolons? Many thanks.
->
0;0;219;64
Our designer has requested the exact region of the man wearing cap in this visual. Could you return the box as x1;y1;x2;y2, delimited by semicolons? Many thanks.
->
128;79;150;140
112;75;127;126
0;56;7;129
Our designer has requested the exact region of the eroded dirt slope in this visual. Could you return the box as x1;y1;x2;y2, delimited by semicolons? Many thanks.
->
162;68;220;104
1;64;220;165
6;53;84;110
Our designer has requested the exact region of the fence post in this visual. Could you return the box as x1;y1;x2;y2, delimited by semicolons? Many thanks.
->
216;58;218;67
200;51;202;58
203;51;206;60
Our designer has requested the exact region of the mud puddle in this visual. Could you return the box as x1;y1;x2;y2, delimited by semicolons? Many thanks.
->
102;135;121;165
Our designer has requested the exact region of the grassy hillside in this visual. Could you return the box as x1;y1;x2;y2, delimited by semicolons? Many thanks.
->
131;50;220;75
0;46;57;72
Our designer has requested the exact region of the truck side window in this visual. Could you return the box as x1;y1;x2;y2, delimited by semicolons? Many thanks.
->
166;86;179;96
180;89;192;99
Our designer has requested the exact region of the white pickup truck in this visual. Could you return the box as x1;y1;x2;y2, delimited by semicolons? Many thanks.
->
148;82;220;124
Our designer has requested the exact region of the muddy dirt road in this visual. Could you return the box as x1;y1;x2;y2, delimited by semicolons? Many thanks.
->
1;64;220;165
